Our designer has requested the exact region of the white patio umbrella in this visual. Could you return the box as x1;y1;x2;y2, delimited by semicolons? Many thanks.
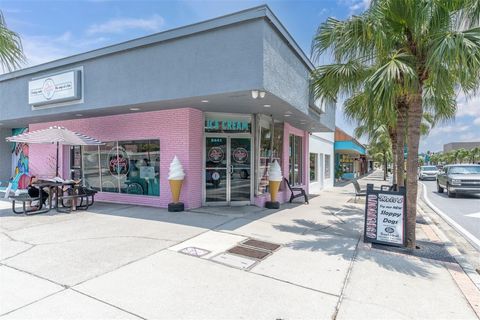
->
6;126;103;177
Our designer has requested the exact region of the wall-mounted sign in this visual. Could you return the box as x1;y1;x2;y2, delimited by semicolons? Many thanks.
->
204;113;251;133
28;70;82;106
139;166;155;179
364;184;406;247
108;146;130;177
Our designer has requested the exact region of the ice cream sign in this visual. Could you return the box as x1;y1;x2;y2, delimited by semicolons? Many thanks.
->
28;70;82;107
204;114;251;133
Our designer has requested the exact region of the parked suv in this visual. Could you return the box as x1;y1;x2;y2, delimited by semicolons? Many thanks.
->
436;164;480;198
418;165;439;180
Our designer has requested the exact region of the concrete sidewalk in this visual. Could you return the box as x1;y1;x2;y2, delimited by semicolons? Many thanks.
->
0;170;478;319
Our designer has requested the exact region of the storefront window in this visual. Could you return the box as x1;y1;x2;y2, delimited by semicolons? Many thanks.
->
257;118;272;195
82;140;160;196
325;154;331;178
272;122;283;167
82;145;101;191
310;153;318;182
339;154;354;173
100;142;119;193
289;134;303;185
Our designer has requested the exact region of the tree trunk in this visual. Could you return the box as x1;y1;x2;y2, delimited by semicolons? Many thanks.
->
389;126;397;186
405;92;423;249
396;99;407;188
383;151;387;181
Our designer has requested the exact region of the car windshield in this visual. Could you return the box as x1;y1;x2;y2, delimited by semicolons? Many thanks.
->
421;166;437;171
449;166;480;174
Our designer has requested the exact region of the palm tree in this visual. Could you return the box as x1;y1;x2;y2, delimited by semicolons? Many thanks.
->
311;0;480;248
469;147;480;163
0;10;24;72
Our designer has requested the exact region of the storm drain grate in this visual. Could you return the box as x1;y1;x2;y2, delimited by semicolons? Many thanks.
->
242;239;281;252
228;246;271;260
372;240;456;263
179;247;210;257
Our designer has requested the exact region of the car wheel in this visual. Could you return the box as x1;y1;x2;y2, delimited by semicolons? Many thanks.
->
447;184;456;198
437;182;444;193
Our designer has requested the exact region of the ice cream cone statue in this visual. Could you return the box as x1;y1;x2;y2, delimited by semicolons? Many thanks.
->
168;156;185;212
266;160;283;209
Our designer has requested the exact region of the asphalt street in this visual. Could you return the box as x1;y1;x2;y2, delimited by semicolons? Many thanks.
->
421;180;480;247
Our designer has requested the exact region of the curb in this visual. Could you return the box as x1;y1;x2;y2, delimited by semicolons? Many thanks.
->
417;205;480;318
416;189;480;317
420;182;480;251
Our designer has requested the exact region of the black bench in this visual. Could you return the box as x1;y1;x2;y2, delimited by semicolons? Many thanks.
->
10;193;50;215
284;178;309;204
58;186;97;213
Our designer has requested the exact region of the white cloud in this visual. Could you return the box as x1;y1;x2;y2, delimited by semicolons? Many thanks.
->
429;124;469;135
457;93;480;118
18;32;108;69
338;0;371;15
87;14;165;35
474;117;480;125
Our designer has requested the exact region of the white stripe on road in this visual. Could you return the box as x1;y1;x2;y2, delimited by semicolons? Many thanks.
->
421;182;480;250
465;212;480;218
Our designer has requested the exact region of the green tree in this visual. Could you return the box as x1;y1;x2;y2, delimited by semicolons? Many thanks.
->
0;11;24;72
311;0;480;248
469;147;480;163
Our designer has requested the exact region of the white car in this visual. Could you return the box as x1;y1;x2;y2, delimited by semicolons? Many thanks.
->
418;165;439;180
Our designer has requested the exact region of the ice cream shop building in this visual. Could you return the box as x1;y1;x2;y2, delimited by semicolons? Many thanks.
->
0;5;334;209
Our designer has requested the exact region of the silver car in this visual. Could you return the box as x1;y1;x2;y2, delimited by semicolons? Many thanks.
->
418;165;439;180
436;164;480;198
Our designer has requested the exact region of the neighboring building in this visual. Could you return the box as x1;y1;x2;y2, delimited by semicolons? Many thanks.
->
309;132;334;193
0;5;335;209
334;127;367;180
443;142;480;152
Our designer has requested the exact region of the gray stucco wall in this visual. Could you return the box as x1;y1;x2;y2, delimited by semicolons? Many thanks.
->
0;19;265;122
0;129;12;180
262;22;310;114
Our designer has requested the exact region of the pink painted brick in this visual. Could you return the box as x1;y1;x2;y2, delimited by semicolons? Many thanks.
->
29;108;203;209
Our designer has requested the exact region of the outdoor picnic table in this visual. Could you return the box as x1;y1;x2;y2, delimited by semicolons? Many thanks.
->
33;179;80;212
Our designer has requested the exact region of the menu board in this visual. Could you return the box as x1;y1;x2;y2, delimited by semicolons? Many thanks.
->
364;184;406;247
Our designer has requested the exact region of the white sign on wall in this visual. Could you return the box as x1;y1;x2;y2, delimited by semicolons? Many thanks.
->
28;70;82;106
376;193;404;245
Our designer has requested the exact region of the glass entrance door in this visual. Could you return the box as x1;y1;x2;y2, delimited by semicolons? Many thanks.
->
205;137;228;203
204;136;252;205
230;138;251;203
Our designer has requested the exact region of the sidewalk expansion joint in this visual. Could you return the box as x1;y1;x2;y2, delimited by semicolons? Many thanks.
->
70;288;146;320
332;236;361;320
0;288;67;318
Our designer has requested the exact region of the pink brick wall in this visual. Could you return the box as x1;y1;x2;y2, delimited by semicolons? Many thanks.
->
29;108;203;209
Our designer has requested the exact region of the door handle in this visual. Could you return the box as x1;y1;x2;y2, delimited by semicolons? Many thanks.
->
229;165;234;174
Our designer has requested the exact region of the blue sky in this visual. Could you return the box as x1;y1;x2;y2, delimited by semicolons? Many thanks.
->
1;0;478;152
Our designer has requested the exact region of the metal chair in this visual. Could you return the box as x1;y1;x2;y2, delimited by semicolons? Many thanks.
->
352;180;366;202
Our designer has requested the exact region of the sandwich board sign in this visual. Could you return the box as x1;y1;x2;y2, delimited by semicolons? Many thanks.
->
364;184;406;247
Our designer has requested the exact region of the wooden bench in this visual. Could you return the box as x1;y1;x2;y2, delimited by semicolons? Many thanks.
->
284;178;309;204
10;193;50;215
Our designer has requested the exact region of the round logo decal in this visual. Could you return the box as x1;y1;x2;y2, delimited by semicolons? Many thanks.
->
211;171;221;181
385;227;395;234
108;146;130;177
41;78;56;100
208;147;224;163
232;147;248;164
